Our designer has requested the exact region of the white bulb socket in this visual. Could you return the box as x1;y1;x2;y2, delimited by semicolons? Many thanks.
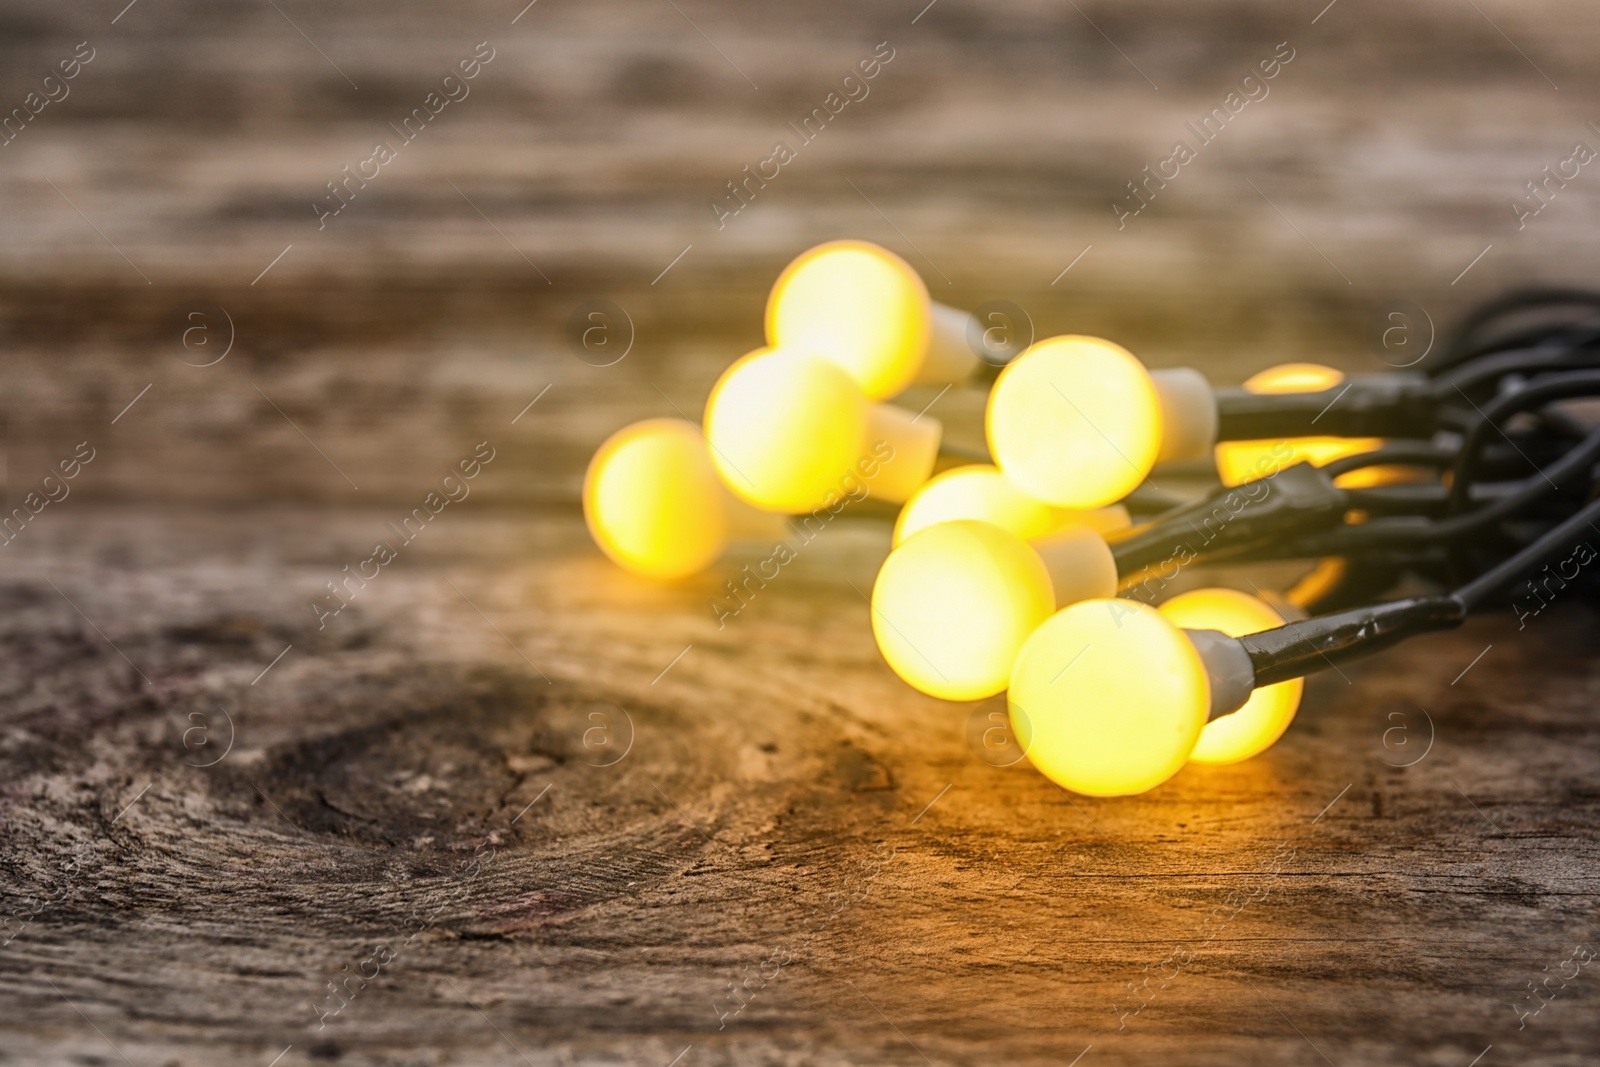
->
864;406;943;504
1182;628;1256;720
1152;367;1220;463
1030;524;1119;609
914;302;982;386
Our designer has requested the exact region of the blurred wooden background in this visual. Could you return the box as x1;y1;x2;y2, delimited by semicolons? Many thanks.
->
6;0;1600;506
2;0;1599;1064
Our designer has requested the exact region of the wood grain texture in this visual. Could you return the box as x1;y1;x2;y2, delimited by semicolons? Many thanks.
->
2;0;1600;1064
4;510;1600;1066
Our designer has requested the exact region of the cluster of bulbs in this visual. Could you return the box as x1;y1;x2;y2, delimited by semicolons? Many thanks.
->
584;242;1600;796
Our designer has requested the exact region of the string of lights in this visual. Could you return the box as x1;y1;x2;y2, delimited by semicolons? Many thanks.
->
581;239;1600;797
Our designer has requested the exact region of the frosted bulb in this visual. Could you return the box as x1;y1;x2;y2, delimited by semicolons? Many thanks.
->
1158;588;1303;764
1214;363;1384;488
583;419;734;580
871;520;1056;701
766;240;974;399
893;464;1131;546
871;517;1118;701
704;347;940;514
987;335;1216;509
1009;598;1211;796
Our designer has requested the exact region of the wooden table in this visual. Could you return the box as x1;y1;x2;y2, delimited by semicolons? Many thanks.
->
3;1;1599;1063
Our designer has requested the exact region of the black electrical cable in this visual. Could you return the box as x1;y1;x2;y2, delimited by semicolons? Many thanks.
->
1451;480;1600;612
1435;288;1600;371
1340;484;1453;516
1130;291;1600;619
1319;442;1455;478
1447;288;1600;342
1212;337;1600;445
1285;420;1600;553
1449;321;1600;371
1473;439;1583;485
1239;490;1600;685
1123;483;1191;515
1445;369;1600;514
1197;402;1600;561
1343;477;1584;518
1114;369;1600;566
1449;311;1600;361
1108;462;1349;575
1212;374;1438;440
1436;340;1600;398
1317;445;1456;515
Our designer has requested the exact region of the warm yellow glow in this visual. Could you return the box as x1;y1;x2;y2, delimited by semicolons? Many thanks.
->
1214;363;1386;488
583;419;730;580
1010;598;1208;796
704;348;869;513
987;336;1162;509
1158;588;1303;764
1285;558;1346;611
872;520;1055;702
892;464;1131;546
1243;362;1343;393
766;240;931;400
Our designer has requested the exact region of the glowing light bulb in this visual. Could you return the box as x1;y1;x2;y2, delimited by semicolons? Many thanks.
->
893;464;1131;546
1213;363;1385;488
583;419;779;580
1010;598;1212;796
1158;588;1303;764
766;240;974;399
987;336;1216;509
871;520;1056;701
704;347;941;514
870;518;1117;701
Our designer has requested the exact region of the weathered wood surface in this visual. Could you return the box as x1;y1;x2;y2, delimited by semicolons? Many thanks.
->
5;510;1600;1067
3;0;1600;1064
